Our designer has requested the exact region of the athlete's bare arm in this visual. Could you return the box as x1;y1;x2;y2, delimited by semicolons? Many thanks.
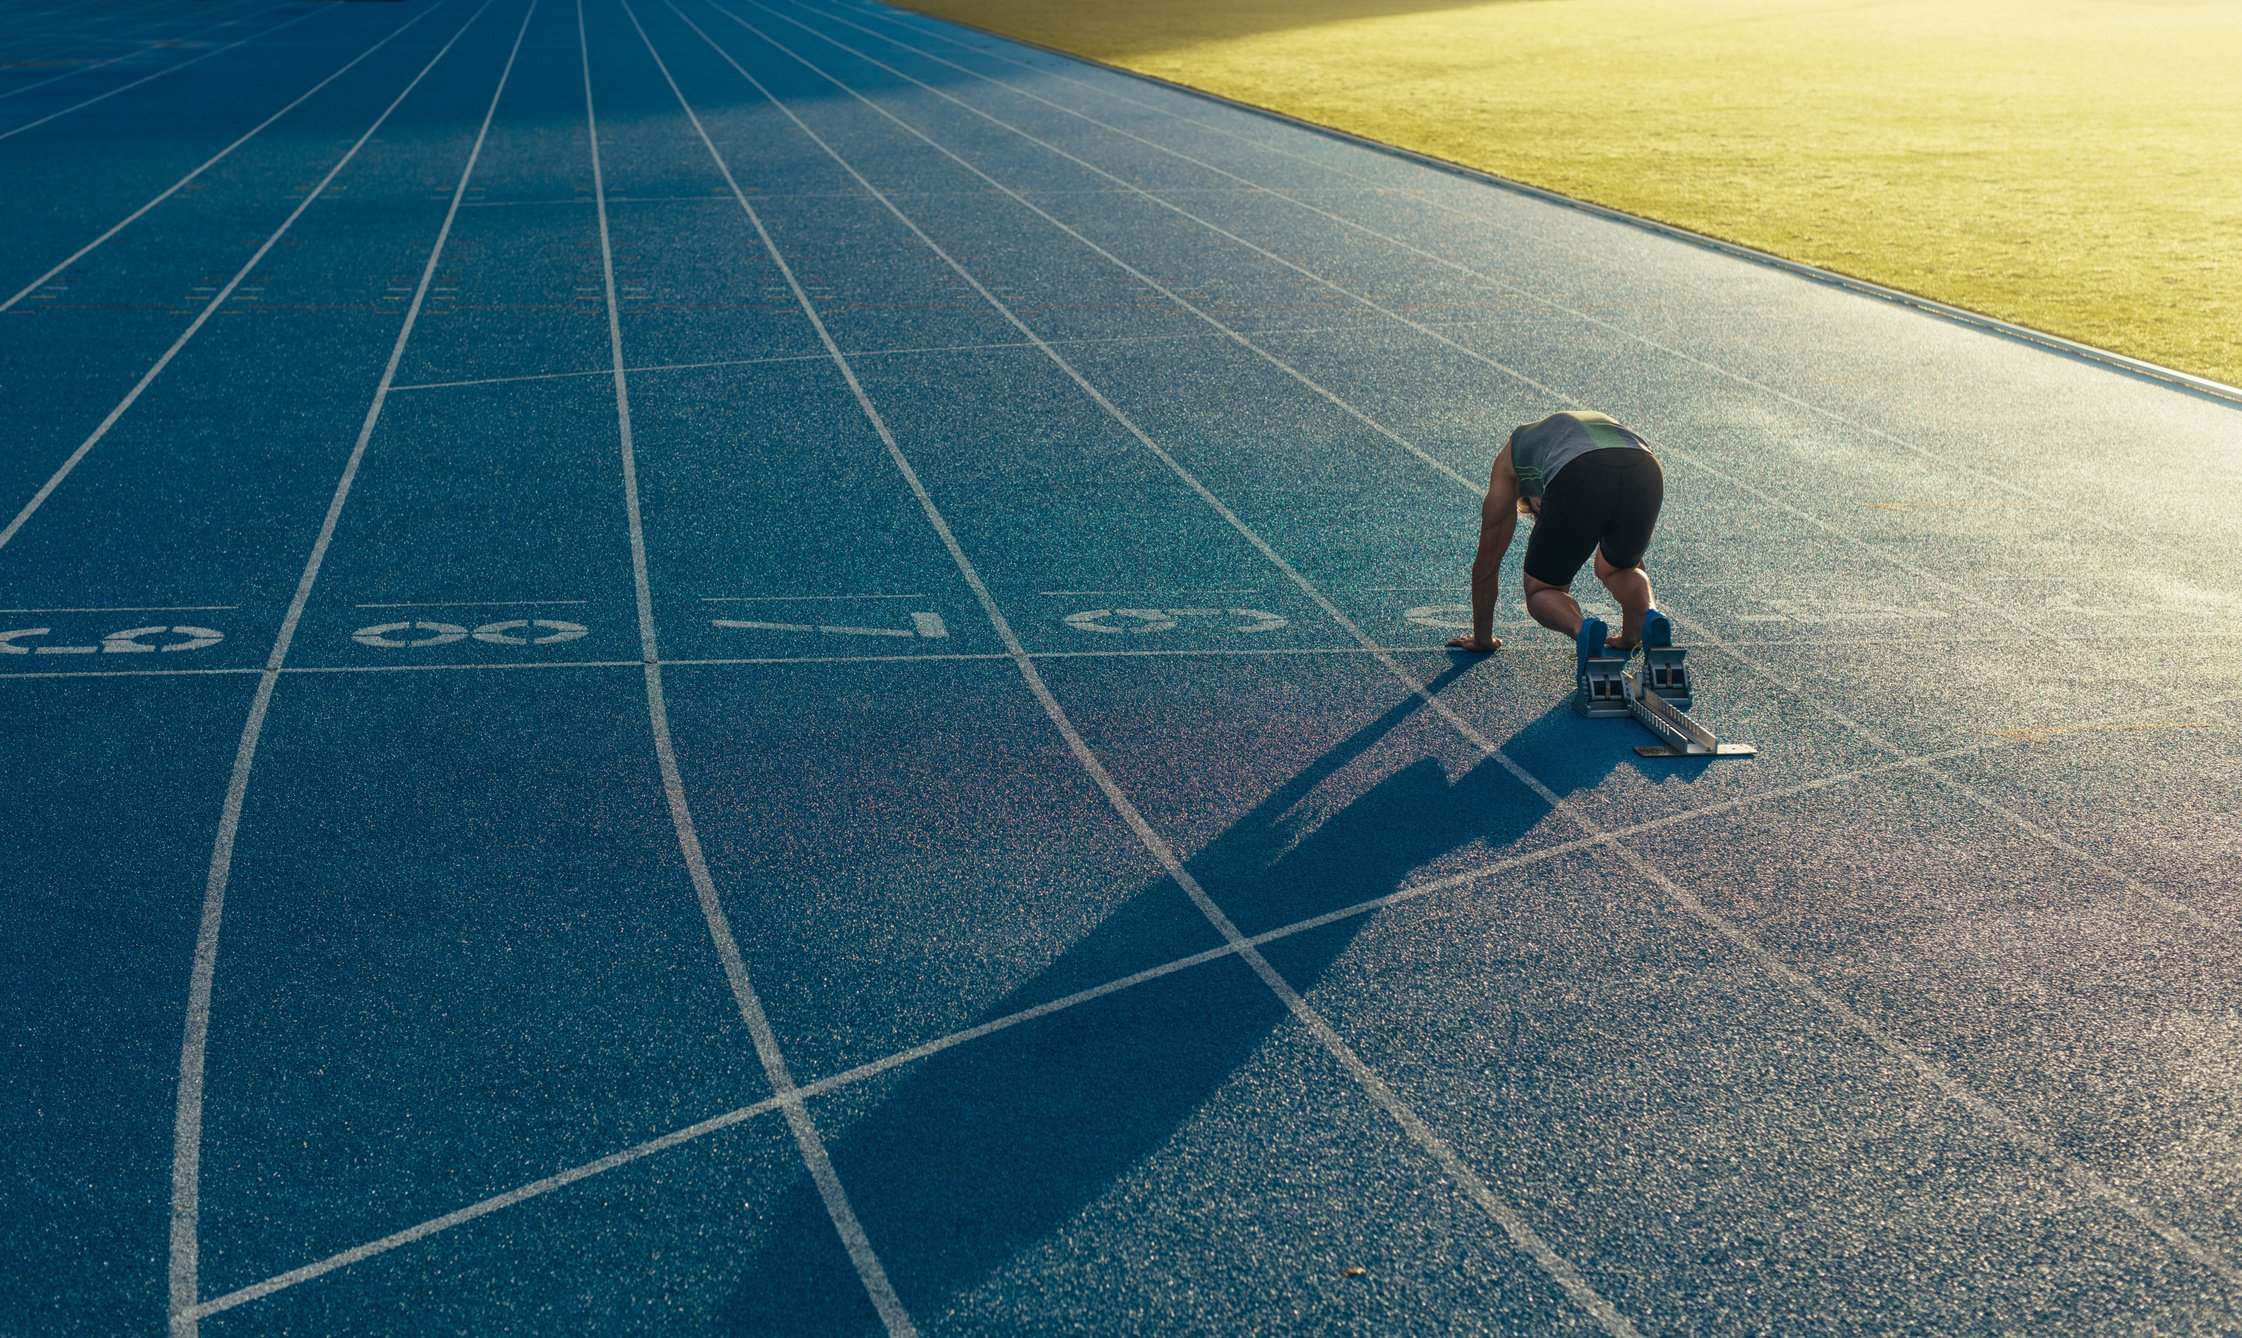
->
1448;443;1522;653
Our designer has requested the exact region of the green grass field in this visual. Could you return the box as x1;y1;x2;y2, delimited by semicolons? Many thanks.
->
899;0;2242;388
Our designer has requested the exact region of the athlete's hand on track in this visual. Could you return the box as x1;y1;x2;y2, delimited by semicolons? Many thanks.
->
1445;635;1501;652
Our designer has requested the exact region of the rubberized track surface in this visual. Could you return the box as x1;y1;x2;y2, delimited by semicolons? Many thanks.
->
5;0;2241;1333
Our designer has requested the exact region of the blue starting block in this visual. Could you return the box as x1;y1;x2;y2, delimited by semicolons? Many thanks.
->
1571;622;1753;759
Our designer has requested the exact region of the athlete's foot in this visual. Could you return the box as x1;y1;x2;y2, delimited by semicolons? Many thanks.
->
1575;617;1610;686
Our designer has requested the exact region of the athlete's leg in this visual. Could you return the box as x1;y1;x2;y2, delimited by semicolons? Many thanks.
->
1521;573;1583;636
1594;549;1653;649
1593;451;1664;649
1520;479;1599;641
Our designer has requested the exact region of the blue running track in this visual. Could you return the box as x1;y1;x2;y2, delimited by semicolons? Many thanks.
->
4;0;2241;1332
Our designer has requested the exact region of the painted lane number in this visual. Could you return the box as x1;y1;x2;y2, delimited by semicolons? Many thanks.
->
0;624;223;655
351;619;589;649
1063;608;1287;634
711;613;949;639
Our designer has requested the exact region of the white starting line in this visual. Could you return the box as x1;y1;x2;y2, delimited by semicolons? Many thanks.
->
13;598;2029;662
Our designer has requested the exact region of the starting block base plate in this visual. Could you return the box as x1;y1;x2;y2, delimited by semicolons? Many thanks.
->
1635;743;1758;758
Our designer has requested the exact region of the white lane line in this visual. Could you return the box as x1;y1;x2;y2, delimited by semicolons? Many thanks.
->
8;0;200;38
0;0;457;316
383;334;1162;392
0;666;264;680
0;0;247;82
784;7;2242;942
164;5;527;1334
654;4;1637;1331
185;1092;793;1321
155;680;2240;1316
702;0;2242;1292
0;603;235;612
0;0;331;142
2;0;272;59
0;0;491;555
739;0;2046;639
800;0;2191;529
388;350;869;391
712;617;914;637
389;351;865;391
583;5;914;1334
1674;614;2235;937
2;648;1419;684
1028;644;1411;659
0;0;280;104
352;597;589;607
702;592;926;601
0;3;156;63
0;629;2221;685
0;646;1438;685
1038;587;1260;596
384;327;1392;393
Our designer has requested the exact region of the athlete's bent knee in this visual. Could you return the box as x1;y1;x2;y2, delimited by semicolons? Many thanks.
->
1594;549;1645;580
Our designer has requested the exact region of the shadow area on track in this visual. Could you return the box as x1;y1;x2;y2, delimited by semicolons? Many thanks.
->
719;660;1637;1329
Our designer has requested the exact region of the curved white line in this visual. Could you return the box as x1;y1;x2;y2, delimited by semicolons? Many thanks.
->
588;3;917;1332
165;4;531;1332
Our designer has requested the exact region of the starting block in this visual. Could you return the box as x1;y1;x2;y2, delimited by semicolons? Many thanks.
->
1640;644;1691;710
1575;638;1754;759
1572;645;1631;717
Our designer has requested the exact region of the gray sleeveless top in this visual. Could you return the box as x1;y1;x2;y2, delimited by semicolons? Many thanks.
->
1509;411;1648;500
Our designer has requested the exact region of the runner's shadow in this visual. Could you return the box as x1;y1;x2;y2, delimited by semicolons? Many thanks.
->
719;663;1574;1332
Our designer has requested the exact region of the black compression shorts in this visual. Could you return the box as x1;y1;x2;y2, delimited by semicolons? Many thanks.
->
1521;447;1664;587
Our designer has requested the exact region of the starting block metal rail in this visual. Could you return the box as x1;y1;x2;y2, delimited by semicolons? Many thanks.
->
1574;642;1756;759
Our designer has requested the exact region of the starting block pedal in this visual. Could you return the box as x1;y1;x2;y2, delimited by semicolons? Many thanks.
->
1573;649;1630;717
1639;645;1692;710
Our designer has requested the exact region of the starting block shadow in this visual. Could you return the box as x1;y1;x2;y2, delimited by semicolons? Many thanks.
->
1505;696;1727;795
